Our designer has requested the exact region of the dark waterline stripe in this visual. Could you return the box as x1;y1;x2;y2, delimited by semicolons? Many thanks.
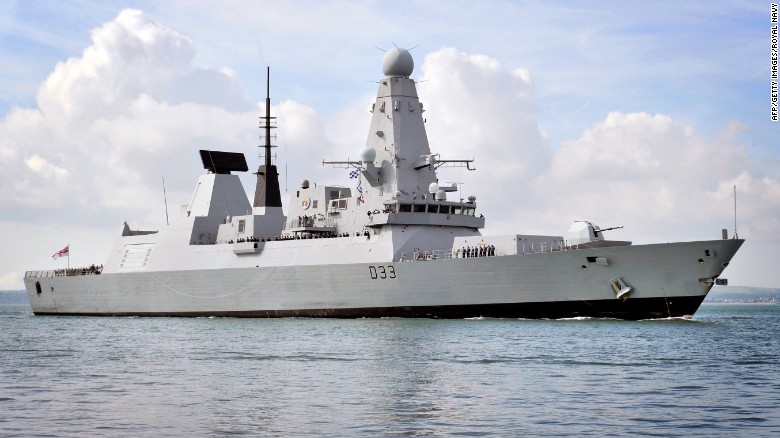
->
34;295;705;320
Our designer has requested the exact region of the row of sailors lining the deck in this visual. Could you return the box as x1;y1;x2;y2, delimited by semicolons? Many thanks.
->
412;244;497;261
54;264;104;276
456;245;496;258
227;231;371;244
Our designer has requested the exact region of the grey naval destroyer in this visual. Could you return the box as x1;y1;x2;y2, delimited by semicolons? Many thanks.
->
24;48;743;319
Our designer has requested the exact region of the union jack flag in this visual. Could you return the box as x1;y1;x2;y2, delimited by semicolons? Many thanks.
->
52;245;69;260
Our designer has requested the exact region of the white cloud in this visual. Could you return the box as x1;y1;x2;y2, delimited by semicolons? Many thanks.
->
419;48;549;215
267;99;335;191
24;154;69;177
0;9;257;215
530;112;776;238
0;271;20;290
36;9;250;120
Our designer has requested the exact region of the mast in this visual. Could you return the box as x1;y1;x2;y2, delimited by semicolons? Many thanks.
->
733;185;738;239
264;66;272;170
253;66;282;208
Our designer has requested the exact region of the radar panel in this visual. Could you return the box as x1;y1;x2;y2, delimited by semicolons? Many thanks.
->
199;150;249;174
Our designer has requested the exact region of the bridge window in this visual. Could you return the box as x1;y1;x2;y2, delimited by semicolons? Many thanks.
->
330;199;348;210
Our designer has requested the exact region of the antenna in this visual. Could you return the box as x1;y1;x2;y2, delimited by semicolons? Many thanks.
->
447;181;464;201
264;66;272;169
733;185;738;239
162;175;170;226
252;66;282;208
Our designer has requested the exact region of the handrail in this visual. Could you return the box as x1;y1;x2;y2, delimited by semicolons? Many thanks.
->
25;265;104;278
395;240;569;262
286;215;336;230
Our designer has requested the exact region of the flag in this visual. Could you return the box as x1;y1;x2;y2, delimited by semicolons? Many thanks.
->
349;169;359;179
356;182;364;205
52;245;69;260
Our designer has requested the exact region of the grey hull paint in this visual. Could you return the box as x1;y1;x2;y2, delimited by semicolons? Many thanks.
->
25;239;743;319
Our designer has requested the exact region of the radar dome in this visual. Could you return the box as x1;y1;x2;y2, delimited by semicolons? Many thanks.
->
360;147;376;163
428;182;439;194
382;47;414;77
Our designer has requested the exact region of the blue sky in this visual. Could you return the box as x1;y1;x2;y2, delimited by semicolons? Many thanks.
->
1;0;778;288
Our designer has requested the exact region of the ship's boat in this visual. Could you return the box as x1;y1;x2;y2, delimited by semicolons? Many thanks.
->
24;48;743;319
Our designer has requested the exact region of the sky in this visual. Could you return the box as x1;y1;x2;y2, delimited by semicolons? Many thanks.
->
0;0;778;289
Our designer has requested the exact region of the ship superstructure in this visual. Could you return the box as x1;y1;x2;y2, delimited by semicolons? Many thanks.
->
24;48;743;319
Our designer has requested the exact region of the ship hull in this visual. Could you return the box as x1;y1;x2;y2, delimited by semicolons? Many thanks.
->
24;238;743;320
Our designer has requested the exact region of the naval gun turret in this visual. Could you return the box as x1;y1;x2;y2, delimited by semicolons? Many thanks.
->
565;221;631;248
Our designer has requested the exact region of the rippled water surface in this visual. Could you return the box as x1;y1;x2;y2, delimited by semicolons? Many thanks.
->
1;292;778;436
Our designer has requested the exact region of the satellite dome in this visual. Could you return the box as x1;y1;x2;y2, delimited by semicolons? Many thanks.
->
382;47;414;77
428;182;439;194
360;146;377;163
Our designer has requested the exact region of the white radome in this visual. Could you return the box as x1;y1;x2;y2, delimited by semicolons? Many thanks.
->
360;146;377;163
382;47;414;77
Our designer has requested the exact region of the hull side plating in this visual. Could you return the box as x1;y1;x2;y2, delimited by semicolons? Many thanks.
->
25;239;742;319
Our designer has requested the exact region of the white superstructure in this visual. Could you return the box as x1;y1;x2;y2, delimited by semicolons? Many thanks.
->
24;48;743;319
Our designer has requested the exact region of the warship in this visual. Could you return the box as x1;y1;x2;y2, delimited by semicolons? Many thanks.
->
24;48;743;319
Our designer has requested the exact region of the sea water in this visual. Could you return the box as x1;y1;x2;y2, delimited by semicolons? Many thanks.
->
1;291;778;437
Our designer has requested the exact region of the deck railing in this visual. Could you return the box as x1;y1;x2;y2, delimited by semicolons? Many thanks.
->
24;266;104;279
395;240;568;262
